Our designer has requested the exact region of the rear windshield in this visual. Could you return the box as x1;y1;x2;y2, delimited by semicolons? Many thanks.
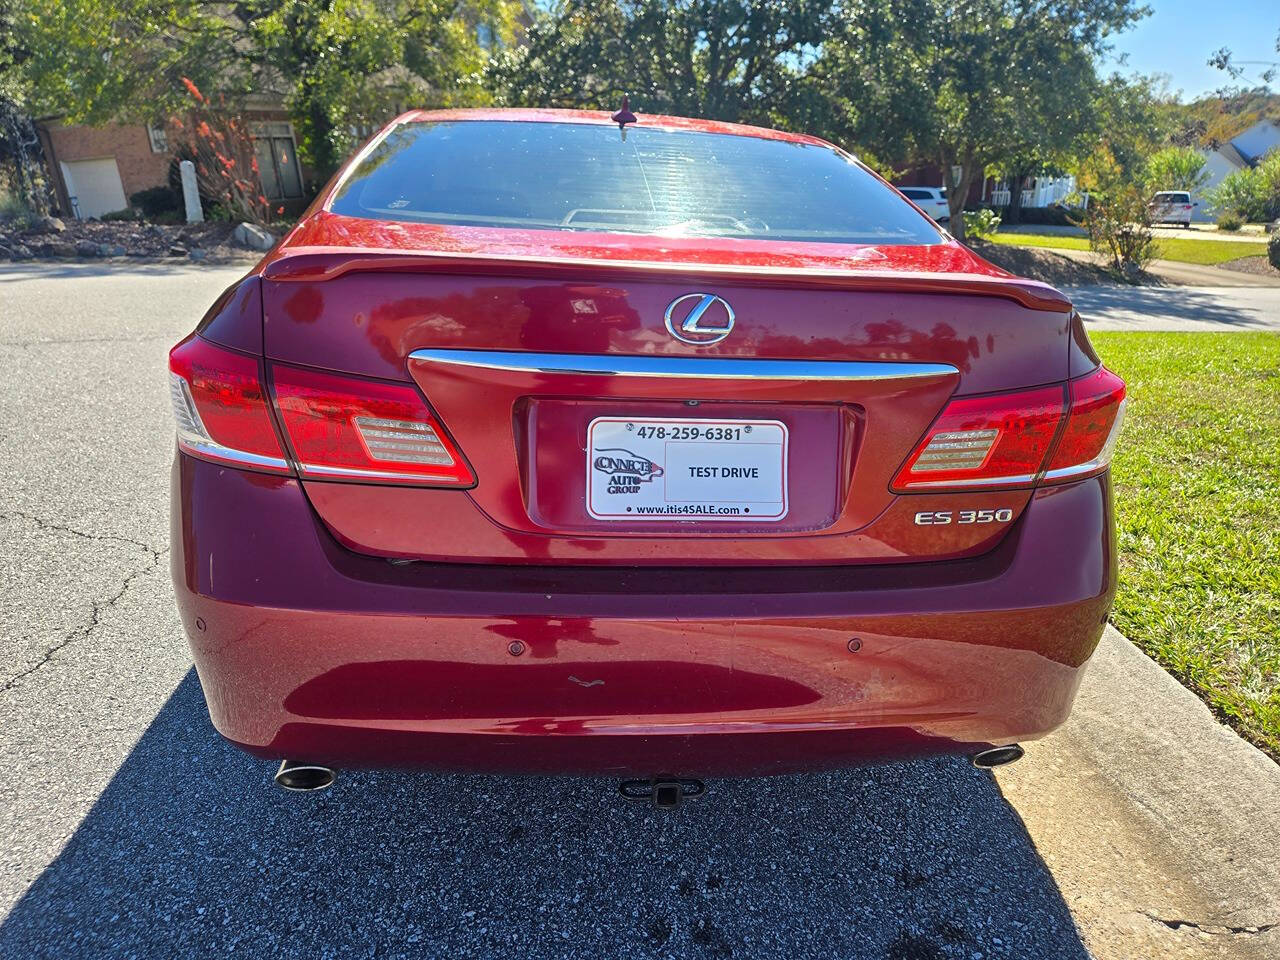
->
330;120;943;245
899;188;931;200
1155;192;1191;203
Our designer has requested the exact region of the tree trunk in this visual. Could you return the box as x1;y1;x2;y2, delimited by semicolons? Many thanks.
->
1005;174;1027;225
945;162;976;242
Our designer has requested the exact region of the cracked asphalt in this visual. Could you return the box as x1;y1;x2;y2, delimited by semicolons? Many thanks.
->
2;262;1278;960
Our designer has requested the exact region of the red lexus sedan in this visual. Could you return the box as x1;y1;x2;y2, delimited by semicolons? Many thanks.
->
169;109;1124;798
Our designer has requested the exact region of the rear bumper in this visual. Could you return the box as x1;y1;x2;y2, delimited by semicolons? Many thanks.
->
171;454;1115;776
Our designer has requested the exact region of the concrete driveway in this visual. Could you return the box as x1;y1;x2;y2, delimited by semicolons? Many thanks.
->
1;263;1278;960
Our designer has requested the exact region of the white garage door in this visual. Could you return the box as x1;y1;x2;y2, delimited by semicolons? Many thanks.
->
60;158;128;219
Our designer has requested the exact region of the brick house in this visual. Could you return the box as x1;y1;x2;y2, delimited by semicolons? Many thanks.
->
36;101;314;220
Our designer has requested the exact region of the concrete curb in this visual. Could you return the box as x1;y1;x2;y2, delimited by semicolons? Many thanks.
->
997;626;1280;959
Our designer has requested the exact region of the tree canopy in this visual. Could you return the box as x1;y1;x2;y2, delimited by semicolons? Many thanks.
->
13;0;520;176
493;0;836;126
8;0;1169;234
1074;71;1171;197
810;0;1145;237
495;0;1146;239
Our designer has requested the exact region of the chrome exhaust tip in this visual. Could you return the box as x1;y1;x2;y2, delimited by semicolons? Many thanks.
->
274;759;336;792
972;744;1024;769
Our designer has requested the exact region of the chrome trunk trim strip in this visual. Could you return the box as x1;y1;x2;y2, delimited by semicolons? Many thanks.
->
409;349;957;381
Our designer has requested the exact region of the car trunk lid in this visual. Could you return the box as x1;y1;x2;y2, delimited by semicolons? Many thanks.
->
260;252;1073;565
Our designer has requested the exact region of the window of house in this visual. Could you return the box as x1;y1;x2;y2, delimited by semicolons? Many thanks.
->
147;123;169;154
250;122;304;200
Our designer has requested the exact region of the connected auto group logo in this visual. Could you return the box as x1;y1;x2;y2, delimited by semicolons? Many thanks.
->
592;448;664;496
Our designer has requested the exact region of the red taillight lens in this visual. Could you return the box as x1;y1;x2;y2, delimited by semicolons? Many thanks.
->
892;385;1065;491
271;364;475;487
1043;366;1126;482
168;335;290;472
891;365;1126;492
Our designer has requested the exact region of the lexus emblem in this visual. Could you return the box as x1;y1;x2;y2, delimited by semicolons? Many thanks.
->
664;293;735;345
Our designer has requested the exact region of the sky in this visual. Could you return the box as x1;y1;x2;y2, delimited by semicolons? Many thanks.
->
1107;0;1278;101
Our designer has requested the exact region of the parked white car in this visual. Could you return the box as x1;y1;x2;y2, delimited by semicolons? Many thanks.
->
898;186;950;223
1149;191;1196;228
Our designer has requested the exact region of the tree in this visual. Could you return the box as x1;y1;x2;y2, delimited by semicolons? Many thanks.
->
1144;146;1209;192
14;0;519;178
1074;72;1171;197
1072;73;1170;278
243;0;519;175
815;0;1145;240
987;43;1100;224
0;0;54;216
493;0;837;126
1209;28;1279;86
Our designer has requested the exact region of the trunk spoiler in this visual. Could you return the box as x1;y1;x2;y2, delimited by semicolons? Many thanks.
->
261;247;1073;313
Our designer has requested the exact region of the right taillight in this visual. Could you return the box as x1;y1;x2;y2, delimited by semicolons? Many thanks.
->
891;384;1066;491
1042;365;1126;482
892;365;1125;492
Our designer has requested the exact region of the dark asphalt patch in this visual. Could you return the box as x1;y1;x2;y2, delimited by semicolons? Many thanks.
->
0;672;1087;959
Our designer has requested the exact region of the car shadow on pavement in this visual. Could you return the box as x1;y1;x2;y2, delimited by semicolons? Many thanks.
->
0;671;1089;960
1070;284;1278;328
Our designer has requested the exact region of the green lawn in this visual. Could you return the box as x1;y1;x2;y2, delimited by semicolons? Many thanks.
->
989;231;1270;265
1092;332;1280;758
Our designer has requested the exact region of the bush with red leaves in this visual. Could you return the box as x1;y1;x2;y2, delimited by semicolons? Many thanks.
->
172;77;270;225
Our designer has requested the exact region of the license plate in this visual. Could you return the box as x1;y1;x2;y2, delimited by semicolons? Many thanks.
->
586;417;788;521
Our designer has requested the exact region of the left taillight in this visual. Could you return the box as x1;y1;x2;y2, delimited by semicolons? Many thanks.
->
271;364;475;487
168;335;291;473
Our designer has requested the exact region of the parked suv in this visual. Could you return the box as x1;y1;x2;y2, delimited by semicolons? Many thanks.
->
898;186;950;222
1149;191;1196;227
169;109;1123;790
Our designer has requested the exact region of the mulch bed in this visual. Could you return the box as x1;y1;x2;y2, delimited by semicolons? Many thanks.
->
0;217;260;264
966;239;1130;286
1215;255;1280;278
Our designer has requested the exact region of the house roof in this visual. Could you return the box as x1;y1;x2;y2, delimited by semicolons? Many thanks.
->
1217;142;1249;169
1229;119;1280;165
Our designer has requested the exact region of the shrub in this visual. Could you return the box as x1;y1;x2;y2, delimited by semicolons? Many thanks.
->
205;202;235;222
0;189;36;228
170;77;270;225
963;207;1002;240
129;186;180;218
1085;188;1157;281
1010;204;1089;227
1144;146;1210;193
1259;150;1280;221
1206;168;1271;222
1269;234;1280;271
1216;211;1244;232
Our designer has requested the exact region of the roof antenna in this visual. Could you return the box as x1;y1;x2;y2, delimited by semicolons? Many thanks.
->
611;95;637;141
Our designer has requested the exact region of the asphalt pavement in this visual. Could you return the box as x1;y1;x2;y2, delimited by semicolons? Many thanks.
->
1;262;1277;960
1067;284;1280;331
